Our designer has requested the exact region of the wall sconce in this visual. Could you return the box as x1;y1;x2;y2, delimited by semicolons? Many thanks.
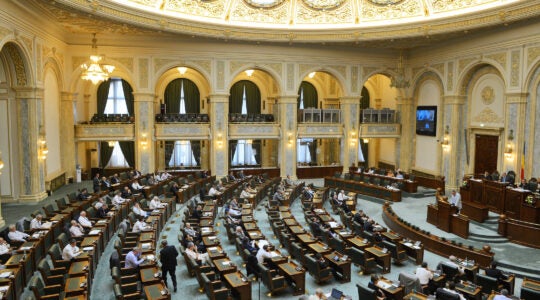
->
140;133;148;150
287;133;293;146
363;138;369;144
108;141;116;147
0;151;4;175
245;69;254;77
177;66;187;75
217;134;223;148
441;125;450;151
504;129;514;159
350;131;356;146
308;72;316;78
38;126;48;160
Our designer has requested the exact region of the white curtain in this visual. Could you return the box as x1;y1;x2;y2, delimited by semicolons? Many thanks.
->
358;140;366;162
232;86;257;165
299;87;304;109
106;142;129;167
169;81;197;166
104;78;128;114
297;138;312;163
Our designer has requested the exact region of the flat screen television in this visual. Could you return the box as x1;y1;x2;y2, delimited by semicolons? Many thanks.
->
416;106;437;136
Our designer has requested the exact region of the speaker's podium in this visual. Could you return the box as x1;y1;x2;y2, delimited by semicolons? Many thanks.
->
427;195;469;238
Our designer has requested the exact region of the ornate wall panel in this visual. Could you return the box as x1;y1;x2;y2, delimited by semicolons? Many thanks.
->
297;123;343;138
228;123;280;139
75;124;135;140
359;123;401;138
154;123;211;140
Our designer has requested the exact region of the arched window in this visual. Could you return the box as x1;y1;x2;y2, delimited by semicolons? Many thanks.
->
297;81;318;109
358;86;371;165
163;78;201;167
229;81;260;166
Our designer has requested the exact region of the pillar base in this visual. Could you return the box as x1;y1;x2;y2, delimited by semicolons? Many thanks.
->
17;191;48;203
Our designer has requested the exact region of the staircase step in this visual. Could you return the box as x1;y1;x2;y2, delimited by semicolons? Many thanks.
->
497;263;540;281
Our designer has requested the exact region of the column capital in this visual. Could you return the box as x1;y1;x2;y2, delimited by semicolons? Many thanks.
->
132;92;156;102
339;96;360;104
208;94;230;103
277;95;298;104
61;91;76;102
395;97;414;105
14;86;43;99
505;92;528;104
443;95;466;105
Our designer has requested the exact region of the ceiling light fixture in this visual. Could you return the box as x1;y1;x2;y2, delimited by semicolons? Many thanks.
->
80;33;115;85
245;69;254;77
177;67;188;75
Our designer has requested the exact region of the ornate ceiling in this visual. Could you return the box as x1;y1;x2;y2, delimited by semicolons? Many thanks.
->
30;0;540;45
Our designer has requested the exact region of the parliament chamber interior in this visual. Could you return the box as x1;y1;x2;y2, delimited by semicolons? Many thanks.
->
0;0;539;299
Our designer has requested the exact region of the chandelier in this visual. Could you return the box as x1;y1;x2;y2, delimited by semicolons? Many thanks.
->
81;33;115;84
390;51;410;89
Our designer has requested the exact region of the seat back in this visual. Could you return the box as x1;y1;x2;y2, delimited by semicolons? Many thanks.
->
476;273;499;295
259;263;272;287
441;263;459;281
356;283;377;300
436;288;461;300
521;287;540;300
49;243;63;260
57;232;69;248
29;276;46;297
398;272;422;295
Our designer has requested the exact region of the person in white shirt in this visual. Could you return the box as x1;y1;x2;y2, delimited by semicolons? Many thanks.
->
131;180;144;193
256;245;273;264
78;211;93;229
125;247;145;269
0;237;12;262
449;190;462;213
337;190;349;202
30;214;43;230
149;196;163;210
112;191;127;207
185;242;209;265
208;185;221;198
240;188;252;199
161;171;172;180
132;217;148;233
62;239;81;260
493;289;512;300
416;262;434;290
94;198;105;210
132;202;148;218
7;225;29;242
69;220;85;237
183;223;198;238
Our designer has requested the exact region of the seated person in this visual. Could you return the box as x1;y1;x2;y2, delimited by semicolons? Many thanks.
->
284;174;294;187
110;173;121;184
240;186;253;199
316;253;338;278
132;202;148;218
170;183;180;194
121;186;133;199
124;247;145;269
227;210;242;226
97;203;111;218
353;210;366;225
337;189;349;202
208;184;221;199
229;198;240;210
161;171;172;180
191;205;203;220
146;174;156;185
415;262;434;293
303;186;314;200
272;190;285;204
493;289;512;300
245;183;257;194
132;217;149;233
131;180;144;194
235;226;247;240
77;188;91;201
396;170;404;179
0;237;12;263
256;244;272;264
440;281;466;300
183;223;199;239
228;171;237;182
440;255;465;278
30;214;43;230
7;225;29;242
149;196;164;210
77;211;94;230
101;176;112;190
94;198;105;210
62;239;82;260
185;242;210;265
368;274;387;300
69;220;85;237
242;236;258;255
112;191;127;207
485;262;510;289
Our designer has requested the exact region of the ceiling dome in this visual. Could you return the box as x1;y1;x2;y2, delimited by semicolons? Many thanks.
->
37;0;540;44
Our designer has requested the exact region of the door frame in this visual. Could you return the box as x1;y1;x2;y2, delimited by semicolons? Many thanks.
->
467;127;504;175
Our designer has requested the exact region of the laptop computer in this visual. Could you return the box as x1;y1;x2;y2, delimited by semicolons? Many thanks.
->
328;288;343;300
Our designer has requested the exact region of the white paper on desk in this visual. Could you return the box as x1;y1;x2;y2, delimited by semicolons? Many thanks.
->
0;286;8;292
222;261;230;266
146;255;155;261
82;247;94;251
270;251;280;257
97;220;107;224
404;242;413;247
207;247;217;251
19;246;31;251
153;210;160;213
89;230;101;235
181;185;189;189
208;236;217;240
249;232;258;236
201;227;211;232
41;222;52;229
141;243;151;249
377;281;391;289
0;272;12;278
32;233;40;239
328;222;338;228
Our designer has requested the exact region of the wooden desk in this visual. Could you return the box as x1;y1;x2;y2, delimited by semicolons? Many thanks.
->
308;242;332;255
404;291;429;300
65;275;88;296
202;236;220;248
346;236;370;250
400;241;424;265
377;277;405;300
288;225;306;235
0;267;22;300
351;171;419;193
68;260;91;277
140;266;161;285
325;177;402;202
324;252;351;282
284;219;298;226
207;246;227;260
278;262;306;295
246;230;264;241
521;277;540;291
213;258;237;275
144;282;171;300
243;222;258;231
456;281;482;300
297;233;317;244
280;212;293;219
5;254;32;285
223;271;251;300
366;246;391;273
0;281;14;300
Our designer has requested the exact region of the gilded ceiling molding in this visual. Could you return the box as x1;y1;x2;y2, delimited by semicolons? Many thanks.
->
431;0;496;13
361;0;422;21
229;61;250;76
265;63;283;78
19;36;33;54
166;0;227;19
333;65;347;82
191;60;212;76
36;44;42;82
296;0;353;24
231;0;288;24
431;63;444;77
472;107;504;124
458;57;478;75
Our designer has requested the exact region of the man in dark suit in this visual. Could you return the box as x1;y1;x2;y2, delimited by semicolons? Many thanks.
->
97;203;110;218
93;173;101;193
159;240;179;292
485;262;510;290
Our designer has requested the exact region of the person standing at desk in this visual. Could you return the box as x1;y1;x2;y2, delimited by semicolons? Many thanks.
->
93;173;101;193
159;240;178;292
449;190;462;214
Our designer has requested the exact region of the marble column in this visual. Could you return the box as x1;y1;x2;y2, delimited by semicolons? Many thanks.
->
278;96;298;179
60;92;76;180
504;93;527;174
133;92;155;174
208;94;229;178
15;87;47;202
444;95;466;190
340;96;360;173
396;96;414;172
